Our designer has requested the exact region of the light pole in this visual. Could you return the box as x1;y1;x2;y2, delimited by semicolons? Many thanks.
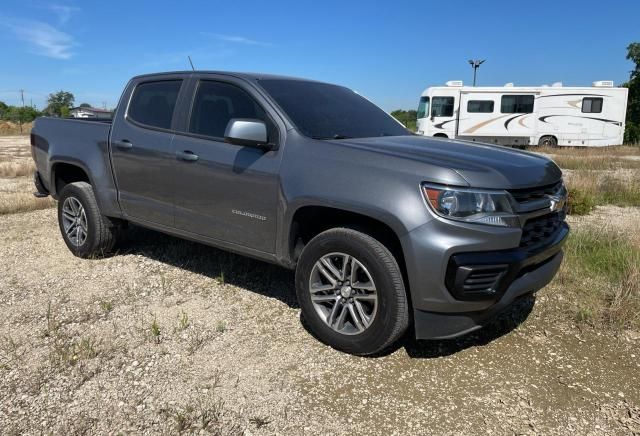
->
468;59;485;86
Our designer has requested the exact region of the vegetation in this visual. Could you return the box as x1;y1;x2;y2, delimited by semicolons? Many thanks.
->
0;89;77;128
567;187;596;215
0;102;40;124
623;42;640;144
565;171;640;212
390;109;417;131
45;90;75;117
552;155;640;170
558;227;640;330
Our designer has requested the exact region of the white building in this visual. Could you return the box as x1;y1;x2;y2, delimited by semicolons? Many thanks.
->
70;106;113;120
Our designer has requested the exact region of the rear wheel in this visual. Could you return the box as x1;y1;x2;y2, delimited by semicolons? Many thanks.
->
538;135;558;147
295;228;409;355
57;182;119;258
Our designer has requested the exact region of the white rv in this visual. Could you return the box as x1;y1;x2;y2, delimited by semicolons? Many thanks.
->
416;81;628;147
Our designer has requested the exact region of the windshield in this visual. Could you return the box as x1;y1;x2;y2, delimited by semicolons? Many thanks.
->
417;96;429;119
258;79;410;139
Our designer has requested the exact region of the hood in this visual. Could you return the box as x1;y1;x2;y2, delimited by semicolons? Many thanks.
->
334;135;562;189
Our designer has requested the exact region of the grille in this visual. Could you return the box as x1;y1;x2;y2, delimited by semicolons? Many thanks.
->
462;266;508;294
520;212;564;248
508;181;562;204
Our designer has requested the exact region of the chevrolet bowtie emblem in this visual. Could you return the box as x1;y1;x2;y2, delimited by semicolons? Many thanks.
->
549;194;566;212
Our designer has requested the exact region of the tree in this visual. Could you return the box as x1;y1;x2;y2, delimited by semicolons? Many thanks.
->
79;102;92;108
0;101;40;123
391;109;418;132
6;106;41;123
46;90;75;117
623;42;640;144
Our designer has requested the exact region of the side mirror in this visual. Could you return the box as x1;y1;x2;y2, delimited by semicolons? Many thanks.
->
224;118;271;149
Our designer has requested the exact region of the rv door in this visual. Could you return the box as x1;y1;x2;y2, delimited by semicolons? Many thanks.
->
429;90;458;138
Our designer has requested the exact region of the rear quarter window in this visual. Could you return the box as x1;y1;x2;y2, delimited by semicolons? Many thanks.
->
127;80;183;129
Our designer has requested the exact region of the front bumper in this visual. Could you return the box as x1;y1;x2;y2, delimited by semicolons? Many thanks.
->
401;214;569;340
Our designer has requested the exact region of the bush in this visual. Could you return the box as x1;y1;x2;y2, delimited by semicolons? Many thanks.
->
567;187;596;215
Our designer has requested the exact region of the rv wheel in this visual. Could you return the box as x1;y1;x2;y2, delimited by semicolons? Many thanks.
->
538;136;558;147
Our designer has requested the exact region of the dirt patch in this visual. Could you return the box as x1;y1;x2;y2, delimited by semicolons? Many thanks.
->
1;209;638;435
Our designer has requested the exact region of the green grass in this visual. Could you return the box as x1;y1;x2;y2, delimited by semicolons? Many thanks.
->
567;187;596;215
557;228;640;329
597;175;640;206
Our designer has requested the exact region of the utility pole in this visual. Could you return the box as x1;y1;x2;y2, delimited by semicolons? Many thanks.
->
19;89;25;134
468;59;485;86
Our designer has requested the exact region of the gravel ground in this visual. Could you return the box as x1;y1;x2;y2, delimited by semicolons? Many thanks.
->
1;208;639;435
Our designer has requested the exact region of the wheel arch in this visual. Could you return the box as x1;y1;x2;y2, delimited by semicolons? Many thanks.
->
50;159;93;198
286;204;409;292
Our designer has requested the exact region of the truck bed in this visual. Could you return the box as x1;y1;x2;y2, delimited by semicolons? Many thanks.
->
31;116;120;215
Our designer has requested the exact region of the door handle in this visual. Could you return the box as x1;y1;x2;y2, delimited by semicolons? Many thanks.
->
114;140;133;150
176;150;199;162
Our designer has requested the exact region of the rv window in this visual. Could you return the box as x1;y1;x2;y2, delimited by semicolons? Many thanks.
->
500;95;534;113
467;100;494;113
417;97;430;119
431;97;454;117
582;97;603;113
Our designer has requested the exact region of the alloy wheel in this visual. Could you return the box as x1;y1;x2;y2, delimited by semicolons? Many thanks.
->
308;252;378;335
61;197;88;247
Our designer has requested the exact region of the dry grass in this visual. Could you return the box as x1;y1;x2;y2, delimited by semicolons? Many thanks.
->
0;160;35;177
0;135;56;214
553;155;640;171
0;121;32;135
0;191;55;215
533;145;640;156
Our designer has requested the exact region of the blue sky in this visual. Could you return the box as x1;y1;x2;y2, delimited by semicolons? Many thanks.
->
1;0;638;111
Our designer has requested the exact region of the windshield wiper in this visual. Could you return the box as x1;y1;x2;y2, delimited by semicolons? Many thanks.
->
311;134;353;140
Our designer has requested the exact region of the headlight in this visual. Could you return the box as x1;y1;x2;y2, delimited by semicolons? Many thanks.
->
422;184;520;227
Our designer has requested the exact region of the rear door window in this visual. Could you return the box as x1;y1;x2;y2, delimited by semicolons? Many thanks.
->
127;80;183;129
431;96;454;117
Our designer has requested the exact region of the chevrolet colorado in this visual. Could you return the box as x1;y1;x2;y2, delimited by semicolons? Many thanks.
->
31;71;569;355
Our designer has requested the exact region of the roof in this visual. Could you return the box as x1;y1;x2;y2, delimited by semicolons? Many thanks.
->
130;70;326;84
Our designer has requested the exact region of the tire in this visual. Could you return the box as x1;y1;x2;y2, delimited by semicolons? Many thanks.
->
57;181;119;258
538;135;558;147
295;228;409;355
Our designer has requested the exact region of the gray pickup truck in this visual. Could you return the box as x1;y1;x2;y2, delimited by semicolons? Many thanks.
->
31;71;569;355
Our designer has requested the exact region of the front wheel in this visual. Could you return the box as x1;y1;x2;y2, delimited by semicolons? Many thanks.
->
57;181;119;258
295;228;409;355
